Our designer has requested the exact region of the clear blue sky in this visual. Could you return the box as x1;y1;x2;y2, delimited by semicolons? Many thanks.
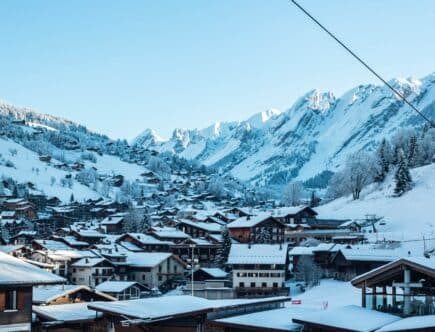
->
1;0;435;140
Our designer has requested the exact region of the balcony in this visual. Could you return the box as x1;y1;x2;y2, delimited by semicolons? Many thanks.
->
235;286;289;298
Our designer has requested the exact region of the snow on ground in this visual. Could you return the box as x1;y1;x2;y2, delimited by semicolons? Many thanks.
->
0;138;99;202
84;153;146;181
289;279;360;310
203;138;241;166
316;164;435;242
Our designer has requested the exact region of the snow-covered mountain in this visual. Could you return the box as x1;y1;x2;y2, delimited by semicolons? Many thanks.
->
133;74;435;186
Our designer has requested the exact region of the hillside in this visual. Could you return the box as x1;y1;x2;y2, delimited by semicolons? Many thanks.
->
134;74;435;187
316;163;435;244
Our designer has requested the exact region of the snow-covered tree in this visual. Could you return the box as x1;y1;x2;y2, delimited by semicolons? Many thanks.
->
328;151;375;200
294;255;322;287
374;138;392;183
394;149;412;196
215;226;232;267
257;227;272;243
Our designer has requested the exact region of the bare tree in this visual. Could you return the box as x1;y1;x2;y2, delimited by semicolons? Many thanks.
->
284;181;303;206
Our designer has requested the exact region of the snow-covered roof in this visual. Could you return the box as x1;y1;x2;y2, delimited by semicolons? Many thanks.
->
71;257;108;267
126;233;173;245
272;206;317;217
227;212;276;228
101;216;124;225
125;252;173;268
151;227;190;239
33;302;101;322
88;295;211;320
288;246;315;256
376;315;435;332
338;249;402;262
0;251;65;285
215;306;316;331
292;305;401;332
198;267;228;278
88;295;289;321
33;239;72;251
227;244;288;265
95;281;143;293
178;219;222;233
33;284;114;303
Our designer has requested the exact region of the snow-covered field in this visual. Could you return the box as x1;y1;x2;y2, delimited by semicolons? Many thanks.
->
317;164;435;242
0;137;147;202
288;279;360;310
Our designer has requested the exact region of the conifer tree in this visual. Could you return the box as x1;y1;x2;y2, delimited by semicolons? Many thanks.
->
374;138;391;183
394;149;412;196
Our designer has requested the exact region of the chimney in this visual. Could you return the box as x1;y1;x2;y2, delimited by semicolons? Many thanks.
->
85;258;89;263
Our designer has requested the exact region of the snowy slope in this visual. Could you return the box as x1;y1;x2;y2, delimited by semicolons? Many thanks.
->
0;138;99;202
134;74;435;186
316;164;435;242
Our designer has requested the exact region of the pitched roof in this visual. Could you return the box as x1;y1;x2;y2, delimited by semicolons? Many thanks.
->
95;281;147;293
0;251;65;285
227;212;281;228
33;302;102;322
227;244;288;265
292;305;400;332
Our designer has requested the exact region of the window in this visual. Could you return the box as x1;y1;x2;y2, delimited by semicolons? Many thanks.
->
239;282;245;288
250;282;256;288
262;282;267;288
273;282;278;288
5;290;17;310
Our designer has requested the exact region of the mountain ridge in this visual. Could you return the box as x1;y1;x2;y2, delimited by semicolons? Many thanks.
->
133;73;435;186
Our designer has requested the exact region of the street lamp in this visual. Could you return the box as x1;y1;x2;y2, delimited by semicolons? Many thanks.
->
188;244;197;296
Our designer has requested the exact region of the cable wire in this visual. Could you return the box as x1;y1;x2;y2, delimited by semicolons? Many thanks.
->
290;0;435;128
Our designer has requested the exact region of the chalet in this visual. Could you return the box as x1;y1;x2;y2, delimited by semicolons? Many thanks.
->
95;281;150;300
70;257;115;288
227;212;286;244
9;231;37;245
177;218;223;238
330;248;402;281
171;237;222;267
38;155;51;163
227;243;289;298
148;226;190;243
225;207;254;218
72;229;106;245
122;252;186;289
100;215;124;234
272;206;318;224
116;233;172;252
52;235;89;249
88;295;289;332
183;268;233;300
32;302;104;332
0;251;64;332
351;256;435;317
32;284;114;305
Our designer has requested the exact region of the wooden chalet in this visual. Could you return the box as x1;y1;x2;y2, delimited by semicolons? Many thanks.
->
227;212;286;244
351;257;435;317
0;251;65;332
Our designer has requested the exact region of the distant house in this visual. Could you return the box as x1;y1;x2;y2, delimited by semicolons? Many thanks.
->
0;251;64;332
272;206;318;224
148;226;190;244
70;257;115;288
116;233;172;252
330;249;402;281
95;281;150;300
183;268;233;300
100;215;124;234
227;212;286;244
38;155;52;163
32;284;114;305
227;243;289;298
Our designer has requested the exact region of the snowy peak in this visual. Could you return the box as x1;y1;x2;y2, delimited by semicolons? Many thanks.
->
132;128;165;147
246;109;282;128
133;73;434;186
